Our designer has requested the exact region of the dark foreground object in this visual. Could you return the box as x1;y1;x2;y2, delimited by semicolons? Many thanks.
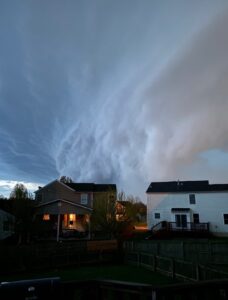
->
0;277;60;300
1;277;228;300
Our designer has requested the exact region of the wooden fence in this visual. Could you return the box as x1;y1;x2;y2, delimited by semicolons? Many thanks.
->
124;240;228;264
125;251;228;281
0;240;119;275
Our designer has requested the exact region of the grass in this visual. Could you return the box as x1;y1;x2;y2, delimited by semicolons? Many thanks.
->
0;265;177;285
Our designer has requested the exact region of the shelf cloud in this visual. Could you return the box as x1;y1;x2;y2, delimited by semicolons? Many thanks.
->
0;1;228;197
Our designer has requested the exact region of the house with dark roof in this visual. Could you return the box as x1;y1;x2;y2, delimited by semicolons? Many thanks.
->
35;180;116;240
146;180;228;236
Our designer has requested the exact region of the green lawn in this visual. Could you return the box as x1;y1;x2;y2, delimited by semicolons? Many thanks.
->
0;265;177;285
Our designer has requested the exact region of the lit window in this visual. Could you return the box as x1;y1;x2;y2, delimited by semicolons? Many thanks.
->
155;213;160;219
224;214;228;225
189;194;196;204
81;194;88;205
43;214;50;221
69;214;76;221
68;214;76;228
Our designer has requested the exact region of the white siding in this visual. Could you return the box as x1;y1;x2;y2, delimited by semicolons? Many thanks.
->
147;191;228;236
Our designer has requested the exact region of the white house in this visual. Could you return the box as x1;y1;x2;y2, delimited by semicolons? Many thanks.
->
146;180;228;236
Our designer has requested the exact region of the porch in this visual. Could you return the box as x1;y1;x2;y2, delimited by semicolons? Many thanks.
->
35;199;93;241
149;221;210;238
35;213;90;240
152;221;209;232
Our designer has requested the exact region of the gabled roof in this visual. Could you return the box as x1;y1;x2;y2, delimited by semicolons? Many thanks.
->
94;184;116;192
146;180;228;193
65;183;116;193
34;180;75;193
35;180;116;193
65;183;95;192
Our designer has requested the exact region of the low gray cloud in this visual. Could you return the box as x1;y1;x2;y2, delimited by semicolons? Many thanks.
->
0;1;228;197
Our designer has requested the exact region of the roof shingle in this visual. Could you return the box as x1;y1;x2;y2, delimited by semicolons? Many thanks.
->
146;180;228;193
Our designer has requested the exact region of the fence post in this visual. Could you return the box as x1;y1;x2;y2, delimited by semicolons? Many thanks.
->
181;242;185;260
152;290;157;300
209;242;212;263
171;258;175;279
78;253;81;267
137;252;140;267
196;264;200;281
153;255;156;272
157;243;160;256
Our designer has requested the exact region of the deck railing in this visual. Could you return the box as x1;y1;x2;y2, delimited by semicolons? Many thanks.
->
152;221;209;232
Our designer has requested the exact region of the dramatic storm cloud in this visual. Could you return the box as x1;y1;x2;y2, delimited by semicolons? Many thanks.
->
0;0;228;197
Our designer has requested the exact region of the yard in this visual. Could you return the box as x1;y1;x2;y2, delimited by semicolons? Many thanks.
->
0;265;177;285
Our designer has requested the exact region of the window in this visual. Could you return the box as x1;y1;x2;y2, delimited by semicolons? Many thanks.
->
36;193;43;202
3;221;10;231
81;194;88;205
193;213;199;224
69;214;76;222
224;214;228;224
189;194;196;204
154;213;160;219
43;214;50;221
175;214;187;228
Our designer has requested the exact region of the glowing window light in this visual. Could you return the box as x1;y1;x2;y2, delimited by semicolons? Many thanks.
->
43;214;50;221
69;214;76;221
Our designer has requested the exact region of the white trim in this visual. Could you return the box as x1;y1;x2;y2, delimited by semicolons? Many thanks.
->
36;199;93;211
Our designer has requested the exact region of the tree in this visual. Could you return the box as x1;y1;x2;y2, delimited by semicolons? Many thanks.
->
127;200;147;223
91;190;132;240
117;190;127;202
59;176;73;183
10;183;34;244
0;194;7;200
10;183;28;199
117;192;147;223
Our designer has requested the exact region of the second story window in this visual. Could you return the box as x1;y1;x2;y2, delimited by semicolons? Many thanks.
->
189;194;196;204
81;194;88;205
36;193;42;202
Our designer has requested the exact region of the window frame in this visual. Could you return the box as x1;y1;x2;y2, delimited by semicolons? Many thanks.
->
193;213;199;224
189;194;196;205
224;214;228;225
175;214;187;228
80;193;88;205
3;221;10;231
154;212;160;219
43;214;50;221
